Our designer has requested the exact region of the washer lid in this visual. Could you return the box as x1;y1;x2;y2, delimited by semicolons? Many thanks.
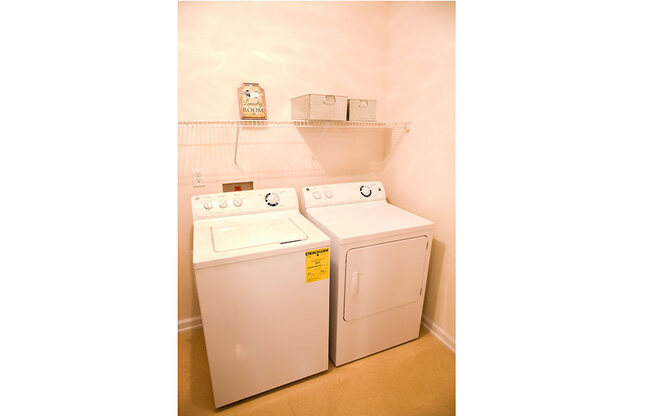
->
211;217;308;252
305;200;434;245
193;210;330;269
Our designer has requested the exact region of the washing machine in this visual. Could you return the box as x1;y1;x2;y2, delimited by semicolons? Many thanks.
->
300;181;434;366
192;187;330;408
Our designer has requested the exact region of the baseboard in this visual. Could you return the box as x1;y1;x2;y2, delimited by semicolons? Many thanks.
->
179;314;455;352
421;314;455;353
178;316;202;332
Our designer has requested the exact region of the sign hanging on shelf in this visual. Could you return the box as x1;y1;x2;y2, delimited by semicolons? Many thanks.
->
238;83;267;120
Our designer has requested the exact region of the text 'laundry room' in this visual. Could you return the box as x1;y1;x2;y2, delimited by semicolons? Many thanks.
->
178;2;455;415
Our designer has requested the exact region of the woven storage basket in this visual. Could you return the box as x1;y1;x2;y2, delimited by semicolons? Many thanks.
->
347;99;376;121
291;94;348;121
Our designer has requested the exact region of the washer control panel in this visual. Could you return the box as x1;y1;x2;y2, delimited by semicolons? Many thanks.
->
301;181;386;209
192;188;299;220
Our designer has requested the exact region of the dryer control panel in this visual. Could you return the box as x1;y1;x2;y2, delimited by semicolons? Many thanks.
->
192;188;299;220
301;181;387;209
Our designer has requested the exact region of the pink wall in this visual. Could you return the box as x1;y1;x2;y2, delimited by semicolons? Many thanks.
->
179;1;389;120
383;1;456;346
178;1;391;322
178;1;455;346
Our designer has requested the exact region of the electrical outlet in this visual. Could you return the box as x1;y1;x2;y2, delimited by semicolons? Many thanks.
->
192;168;206;187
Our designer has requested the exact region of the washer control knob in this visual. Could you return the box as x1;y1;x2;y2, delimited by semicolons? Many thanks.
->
360;185;372;198
313;191;322;199
219;199;228;208
233;197;242;207
265;192;280;207
325;190;333;198
202;200;213;210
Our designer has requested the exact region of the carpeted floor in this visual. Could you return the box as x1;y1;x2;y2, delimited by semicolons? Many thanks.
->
178;326;455;415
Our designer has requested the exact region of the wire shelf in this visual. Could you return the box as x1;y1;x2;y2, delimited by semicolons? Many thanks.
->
178;120;411;164
178;120;411;130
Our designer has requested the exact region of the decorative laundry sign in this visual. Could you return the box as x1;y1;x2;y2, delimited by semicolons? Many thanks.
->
238;83;267;120
305;247;329;283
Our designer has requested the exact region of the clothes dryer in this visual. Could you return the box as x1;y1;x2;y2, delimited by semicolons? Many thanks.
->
301;182;434;366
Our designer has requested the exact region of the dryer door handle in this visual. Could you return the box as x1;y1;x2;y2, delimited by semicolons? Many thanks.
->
352;272;361;297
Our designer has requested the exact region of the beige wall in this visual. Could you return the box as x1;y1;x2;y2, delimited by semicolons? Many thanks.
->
178;1;455;345
178;1;391;321
383;2;456;345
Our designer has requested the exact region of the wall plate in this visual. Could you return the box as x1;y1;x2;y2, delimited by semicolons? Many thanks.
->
222;180;254;192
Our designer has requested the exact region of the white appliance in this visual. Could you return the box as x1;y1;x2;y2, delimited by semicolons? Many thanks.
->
301;181;434;366
192;188;331;408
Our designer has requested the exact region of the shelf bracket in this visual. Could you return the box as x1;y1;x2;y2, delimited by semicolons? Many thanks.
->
234;123;240;164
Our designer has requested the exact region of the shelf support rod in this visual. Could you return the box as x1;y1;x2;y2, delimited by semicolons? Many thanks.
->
234;123;240;164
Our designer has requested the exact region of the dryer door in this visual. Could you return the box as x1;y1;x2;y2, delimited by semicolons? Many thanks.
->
344;236;428;321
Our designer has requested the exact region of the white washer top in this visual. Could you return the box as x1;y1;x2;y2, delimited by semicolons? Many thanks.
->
301;182;434;245
192;188;330;269
210;216;307;253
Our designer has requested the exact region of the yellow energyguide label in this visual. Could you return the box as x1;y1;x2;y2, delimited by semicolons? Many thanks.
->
305;247;329;283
